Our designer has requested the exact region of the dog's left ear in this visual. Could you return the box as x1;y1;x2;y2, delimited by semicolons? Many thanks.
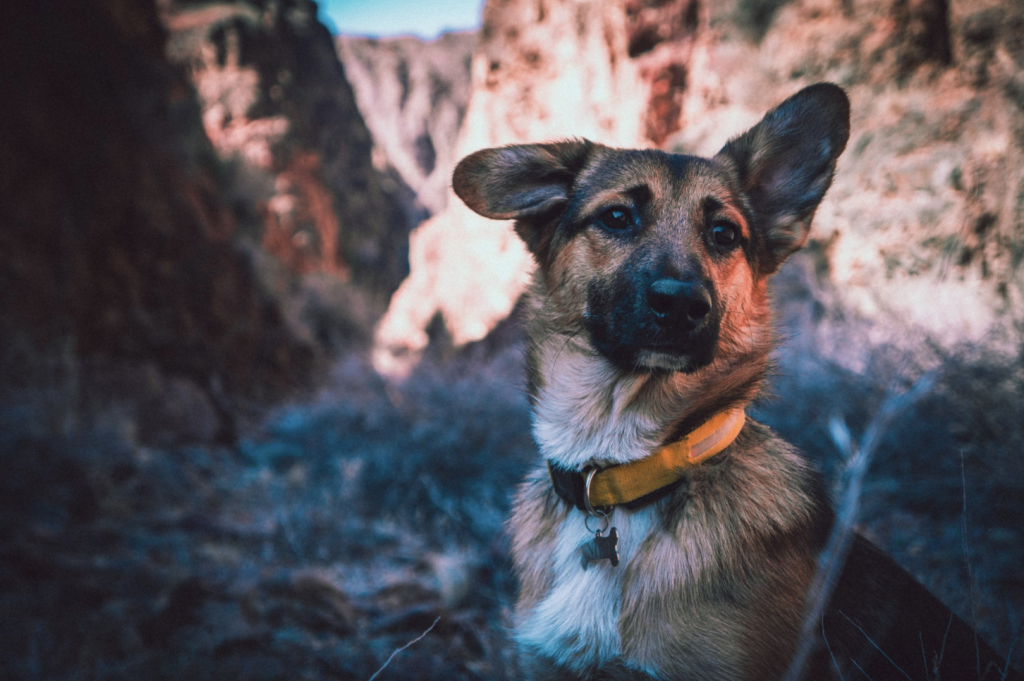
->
453;139;594;253
716;83;850;273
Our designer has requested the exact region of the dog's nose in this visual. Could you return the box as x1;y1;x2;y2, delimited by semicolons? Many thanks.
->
647;277;712;327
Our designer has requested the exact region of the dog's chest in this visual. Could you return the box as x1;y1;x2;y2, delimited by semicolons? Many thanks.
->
515;505;660;674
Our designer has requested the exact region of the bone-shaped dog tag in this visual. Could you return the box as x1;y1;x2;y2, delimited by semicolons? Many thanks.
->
581;527;619;570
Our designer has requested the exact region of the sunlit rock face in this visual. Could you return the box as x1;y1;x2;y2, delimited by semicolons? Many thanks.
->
372;0;706;376
160;0;407;300
373;0;1024;375
338;32;477;223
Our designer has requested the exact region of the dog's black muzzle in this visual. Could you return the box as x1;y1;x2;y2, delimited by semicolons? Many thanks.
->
647;276;713;334
585;271;721;373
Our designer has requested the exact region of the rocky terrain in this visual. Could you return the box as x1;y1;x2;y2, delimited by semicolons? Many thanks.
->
1;0;319;443
1;0;1022;679
371;0;691;372
1;0;412;437
677;0;1024;367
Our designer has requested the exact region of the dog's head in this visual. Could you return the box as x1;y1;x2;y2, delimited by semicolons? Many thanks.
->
453;83;849;374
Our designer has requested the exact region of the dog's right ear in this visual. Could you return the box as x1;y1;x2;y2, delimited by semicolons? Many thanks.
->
453;140;594;252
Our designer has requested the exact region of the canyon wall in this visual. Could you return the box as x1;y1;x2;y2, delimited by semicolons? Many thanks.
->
676;0;1024;364
160;0;407;298
0;0;306;411
338;31;477;223
368;0;1024;374
0;0;404;442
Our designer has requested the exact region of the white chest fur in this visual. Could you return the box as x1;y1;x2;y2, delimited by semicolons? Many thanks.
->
519;341;677;672
516;505;660;674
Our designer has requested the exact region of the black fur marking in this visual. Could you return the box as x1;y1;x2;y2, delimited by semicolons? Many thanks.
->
626;184;653;214
585;265;722;374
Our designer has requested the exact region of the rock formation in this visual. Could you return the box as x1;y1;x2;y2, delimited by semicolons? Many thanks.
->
0;0;314;417
338;31;477;222
160;0;408;300
0;0;408;441
370;0;1024;374
673;0;1024;363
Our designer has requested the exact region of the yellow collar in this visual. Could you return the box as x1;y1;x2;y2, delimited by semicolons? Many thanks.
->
548;406;746;510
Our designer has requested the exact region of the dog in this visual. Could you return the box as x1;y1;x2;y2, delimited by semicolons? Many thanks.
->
453;83;1020;681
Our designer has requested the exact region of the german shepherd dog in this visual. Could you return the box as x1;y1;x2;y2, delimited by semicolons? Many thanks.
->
453;84;1020;681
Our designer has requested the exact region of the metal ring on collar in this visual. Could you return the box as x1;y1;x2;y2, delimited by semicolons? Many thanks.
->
583;467;609;518
585;511;609;535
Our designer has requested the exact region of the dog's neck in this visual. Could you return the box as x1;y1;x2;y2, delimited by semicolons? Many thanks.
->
525;290;768;472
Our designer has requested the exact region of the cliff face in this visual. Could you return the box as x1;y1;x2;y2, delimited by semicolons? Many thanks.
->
338;32;477;222
673;0;1024;360
0;0;408;442
371;0;1024;374
160;0;408;299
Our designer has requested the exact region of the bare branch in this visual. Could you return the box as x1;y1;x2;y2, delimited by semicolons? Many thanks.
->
782;373;936;681
921;631;931;681
839;610;912;680
1000;629;1022;681
961;450;981;680
367;616;441;681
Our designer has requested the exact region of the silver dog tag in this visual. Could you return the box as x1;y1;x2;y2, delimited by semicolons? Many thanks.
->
581;527;619;570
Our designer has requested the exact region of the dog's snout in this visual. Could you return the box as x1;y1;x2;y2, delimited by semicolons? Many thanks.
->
647;278;712;327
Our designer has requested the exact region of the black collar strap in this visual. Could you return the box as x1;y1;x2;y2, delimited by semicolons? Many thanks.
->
546;460;684;511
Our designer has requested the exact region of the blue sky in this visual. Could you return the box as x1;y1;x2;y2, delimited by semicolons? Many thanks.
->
318;0;484;38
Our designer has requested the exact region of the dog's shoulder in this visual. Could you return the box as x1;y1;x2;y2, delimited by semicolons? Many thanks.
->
820;533;1022;680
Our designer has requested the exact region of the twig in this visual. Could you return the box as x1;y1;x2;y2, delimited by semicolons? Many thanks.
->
782;373;936;681
921;631;931;681
1000;628;1022;681
839;610;912;680
960;450;981;680
367;616;441;681
935;612;953;680
824;615;846;681
850;657;875;681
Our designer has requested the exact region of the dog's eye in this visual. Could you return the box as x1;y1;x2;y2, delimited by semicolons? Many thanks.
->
711;220;739;247
597;206;633;231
